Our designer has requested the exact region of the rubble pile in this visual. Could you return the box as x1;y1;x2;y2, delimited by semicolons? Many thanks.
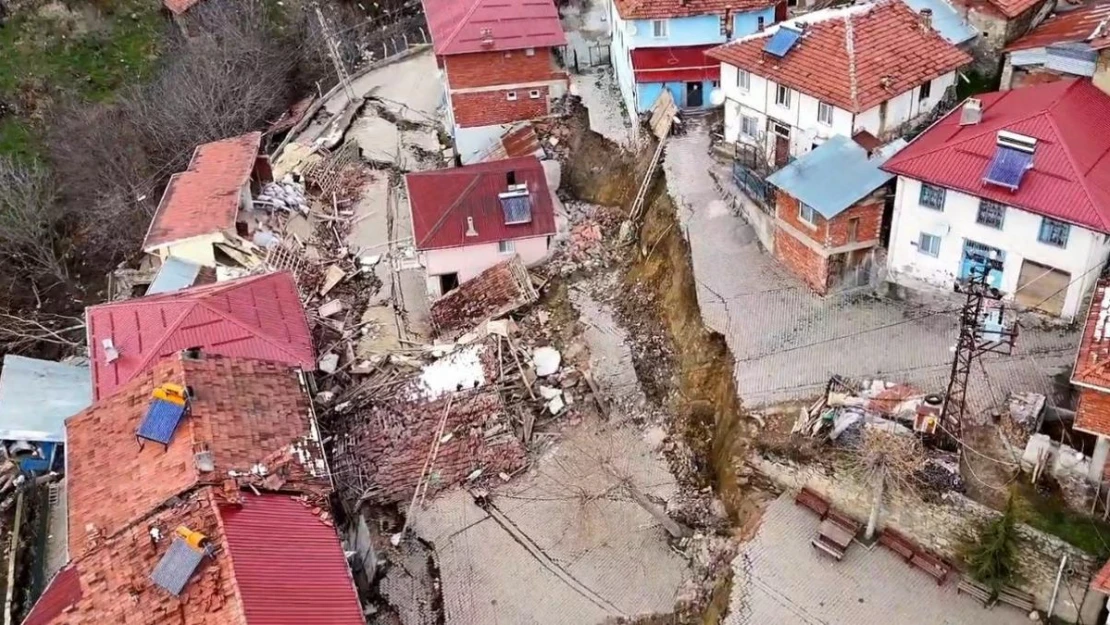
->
1000;392;1046;450
255;178;309;214
429;256;538;336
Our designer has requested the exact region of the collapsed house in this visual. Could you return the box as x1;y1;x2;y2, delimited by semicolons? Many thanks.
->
429;255;539;336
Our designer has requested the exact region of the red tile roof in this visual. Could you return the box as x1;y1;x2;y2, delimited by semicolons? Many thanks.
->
882;79;1110;233
85;272;314;400
707;1;971;112
142;132;261;251
631;45;721;83
28;488;362;625
163;0;202;16
422;0;566;55
1094;556;1110;594
1072;277;1110;394
406;156;556;251
956;0;1045;20
65;355;326;557
614;0;778;19
221;495;364;624
1006;1;1110;51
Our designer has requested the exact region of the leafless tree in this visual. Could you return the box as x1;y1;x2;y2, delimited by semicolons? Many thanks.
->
843;429;923;540
0;156;70;284
0;310;84;354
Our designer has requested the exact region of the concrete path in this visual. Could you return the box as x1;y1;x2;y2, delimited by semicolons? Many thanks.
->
663;127;1078;413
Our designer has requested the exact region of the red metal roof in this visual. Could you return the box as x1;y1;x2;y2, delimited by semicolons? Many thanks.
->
631;45;721;83
142;132;261;251
882;79;1110;233
406;156;557;251
163;0;201;15
1006;1;1110;51
85;272;314;400
422;0;566;55
614;0;778;19
707;1;971;112
23;567;82;625
221;494;365;625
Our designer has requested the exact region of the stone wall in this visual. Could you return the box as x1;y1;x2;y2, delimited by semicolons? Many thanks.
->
752;454;1106;623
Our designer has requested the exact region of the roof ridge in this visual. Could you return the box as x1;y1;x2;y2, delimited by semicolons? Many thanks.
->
844;13;859;111
1042;100;1110;230
439;0;485;53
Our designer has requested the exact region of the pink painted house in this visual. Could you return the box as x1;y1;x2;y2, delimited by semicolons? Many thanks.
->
406;156;557;297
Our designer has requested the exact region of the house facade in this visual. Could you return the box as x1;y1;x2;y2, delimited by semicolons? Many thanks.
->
1001;1;1110;90
422;0;568;164
882;80;1110;319
708;1;970;167
609;0;780;125
405;156;557;298
766;135;900;294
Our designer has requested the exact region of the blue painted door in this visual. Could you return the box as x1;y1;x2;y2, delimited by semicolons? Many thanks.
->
960;240;1004;289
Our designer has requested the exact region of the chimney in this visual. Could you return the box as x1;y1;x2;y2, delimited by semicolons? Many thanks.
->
919;8;933;31
102;338;120;363
959;98;983;125
465;216;478;237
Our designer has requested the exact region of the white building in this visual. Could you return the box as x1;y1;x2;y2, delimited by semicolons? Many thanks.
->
707;0;971;165
882;79;1110;319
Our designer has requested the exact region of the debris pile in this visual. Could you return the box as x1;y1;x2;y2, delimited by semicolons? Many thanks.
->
429;256;539;336
255;178;309;214
1000;392;1045;450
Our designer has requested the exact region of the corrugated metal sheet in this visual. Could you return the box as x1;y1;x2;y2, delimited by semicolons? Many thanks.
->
631;45;721;84
424;0;566;55
0;356;91;442
147;256;203;295
902;0;979;45
767;135;899;219
22;566;82;625
883;79;1110;233
1044;43;1097;75
220;494;365;625
1009;47;1047;66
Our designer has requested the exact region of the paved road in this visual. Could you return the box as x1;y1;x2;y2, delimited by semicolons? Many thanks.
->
664;127;1078;414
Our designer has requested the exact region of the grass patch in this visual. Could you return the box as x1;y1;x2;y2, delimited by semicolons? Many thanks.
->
0;0;164;156
1017;482;1110;558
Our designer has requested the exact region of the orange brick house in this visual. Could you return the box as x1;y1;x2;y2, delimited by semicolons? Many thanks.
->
422;0;568;164
1071;277;1110;484
766;135;902;294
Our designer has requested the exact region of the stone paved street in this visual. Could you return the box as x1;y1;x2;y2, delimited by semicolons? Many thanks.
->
664;126;1078;413
726;495;1029;625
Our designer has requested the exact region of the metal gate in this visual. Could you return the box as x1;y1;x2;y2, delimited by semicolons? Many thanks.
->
570;43;611;72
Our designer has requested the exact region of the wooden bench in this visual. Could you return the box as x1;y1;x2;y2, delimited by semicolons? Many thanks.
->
997;587;1035;612
910;550;951;585
957;577;992;605
811;536;846;560
795;487;829;519
877;528;914;562
826;509;861;535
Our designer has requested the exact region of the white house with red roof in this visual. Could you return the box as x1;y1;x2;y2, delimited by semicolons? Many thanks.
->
421;0;568;164
405;156;556;296
608;0;782;128
707;0;970;166
882;79;1110;319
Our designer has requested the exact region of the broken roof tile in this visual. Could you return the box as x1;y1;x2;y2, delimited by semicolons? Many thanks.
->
430;256;539;335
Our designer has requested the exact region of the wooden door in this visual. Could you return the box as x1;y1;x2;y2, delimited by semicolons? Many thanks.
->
1015;260;1069;316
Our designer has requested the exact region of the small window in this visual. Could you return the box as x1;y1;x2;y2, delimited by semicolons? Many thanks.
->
817;101;834;125
652;19;668;37
977;199;1006;229
737;69;750;91
847;217;859;242
919;79;932;102
798;202;818;226
506;91;518;101
919;183;946;210
498;240;516;254
529;89;541;99
757;16;765;31
1038;217;1070;248
504;51;512;58
918;233;941;257
775;84;791;108
741;115;759;138
712;80;720;88
525;47;536;56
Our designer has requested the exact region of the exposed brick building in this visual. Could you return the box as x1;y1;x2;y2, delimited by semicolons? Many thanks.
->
766;135;900;294
422;0;568;163
1071;277;1110;484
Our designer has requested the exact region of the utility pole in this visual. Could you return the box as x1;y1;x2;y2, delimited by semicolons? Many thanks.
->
315;6;356;102
939;254;1019;447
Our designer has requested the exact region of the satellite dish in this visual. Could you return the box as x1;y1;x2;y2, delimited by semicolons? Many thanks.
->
626;22;638;35
709;88;725;107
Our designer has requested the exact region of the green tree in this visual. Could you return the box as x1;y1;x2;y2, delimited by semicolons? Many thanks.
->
963;493;1023;595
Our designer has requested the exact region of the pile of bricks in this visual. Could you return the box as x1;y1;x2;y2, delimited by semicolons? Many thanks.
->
430;256;538;335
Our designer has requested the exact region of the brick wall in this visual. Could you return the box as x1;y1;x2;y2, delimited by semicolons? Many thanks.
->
444;48;564;89
776;191;829;244
451;87;551;128
774;227;829;294
431;257;536;335
1076;388;1110;441
776;190;884;248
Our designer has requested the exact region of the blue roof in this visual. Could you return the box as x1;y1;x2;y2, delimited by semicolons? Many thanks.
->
0;355;91;442
147;256;203;295
767;135;902;219
901;0;977;45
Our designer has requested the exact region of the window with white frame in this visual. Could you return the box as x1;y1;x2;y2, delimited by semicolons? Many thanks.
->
976;199;1006;229
798;202;818;226
1038;217;1070;248
506;91;517;101
652;19;668;38
919;183;946;210
918;233;941;257
525;47;535;56
498;240;516;254
817;101;833;125
529;89;541;99
736;69;750;92
740;115;759;138
774;84;791;108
